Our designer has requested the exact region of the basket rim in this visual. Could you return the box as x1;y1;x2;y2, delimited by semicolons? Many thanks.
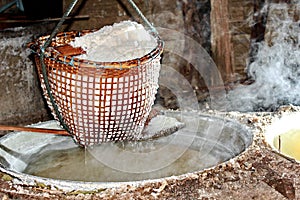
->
29;29;164;69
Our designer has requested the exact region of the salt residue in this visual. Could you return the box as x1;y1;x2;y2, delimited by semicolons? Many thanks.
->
70;20;157;62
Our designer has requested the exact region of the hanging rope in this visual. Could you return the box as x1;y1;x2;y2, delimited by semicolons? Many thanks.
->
126;0;158;35
39;0;80;133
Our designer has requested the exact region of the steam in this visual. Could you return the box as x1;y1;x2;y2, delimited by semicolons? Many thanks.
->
226;2;300;112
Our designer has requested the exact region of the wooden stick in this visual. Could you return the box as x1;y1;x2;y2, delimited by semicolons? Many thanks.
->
0;125;70;136
0;15;89;24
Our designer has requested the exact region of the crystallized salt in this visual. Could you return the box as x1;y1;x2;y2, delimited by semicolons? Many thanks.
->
70;20;157;62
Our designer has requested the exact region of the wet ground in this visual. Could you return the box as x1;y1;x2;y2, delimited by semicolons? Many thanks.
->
0;105;299;199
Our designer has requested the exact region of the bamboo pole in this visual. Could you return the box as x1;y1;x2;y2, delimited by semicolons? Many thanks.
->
0;125;70;135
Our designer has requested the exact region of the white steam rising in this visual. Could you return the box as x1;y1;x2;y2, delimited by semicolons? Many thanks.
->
226;2;300;112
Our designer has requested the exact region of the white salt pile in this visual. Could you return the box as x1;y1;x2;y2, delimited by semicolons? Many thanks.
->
70;20;157;62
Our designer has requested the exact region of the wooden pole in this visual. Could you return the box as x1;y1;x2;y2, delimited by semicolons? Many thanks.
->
210;0;233;84
0;125;70;135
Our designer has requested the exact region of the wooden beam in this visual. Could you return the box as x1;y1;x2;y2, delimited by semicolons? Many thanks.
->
210;0;234;84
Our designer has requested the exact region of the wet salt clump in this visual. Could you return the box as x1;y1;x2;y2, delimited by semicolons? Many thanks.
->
70;20;157;62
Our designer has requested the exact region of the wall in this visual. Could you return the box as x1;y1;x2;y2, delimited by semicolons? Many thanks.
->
0;24;55;129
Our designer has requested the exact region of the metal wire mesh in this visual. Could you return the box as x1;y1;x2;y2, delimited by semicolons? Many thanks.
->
30;30;163;146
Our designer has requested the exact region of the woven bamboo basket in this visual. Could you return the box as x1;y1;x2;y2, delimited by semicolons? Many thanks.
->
29;30;163;146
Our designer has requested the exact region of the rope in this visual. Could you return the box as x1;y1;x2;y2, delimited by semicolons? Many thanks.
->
39;0;80;133
126;0;158;35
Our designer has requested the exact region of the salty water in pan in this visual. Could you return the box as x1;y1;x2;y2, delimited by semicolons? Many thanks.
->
23;140;230;182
